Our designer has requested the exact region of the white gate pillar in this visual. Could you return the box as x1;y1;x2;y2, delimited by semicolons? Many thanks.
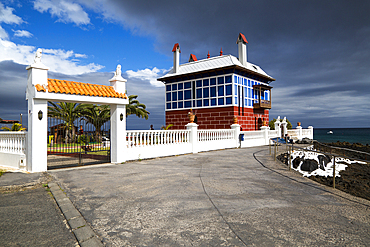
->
110;66;127;163
26;49;49;172
186;123;198;153
274;116;281;138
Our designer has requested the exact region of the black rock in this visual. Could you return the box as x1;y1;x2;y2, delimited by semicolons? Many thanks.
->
318;155;331;169
292;157;303;169
301;159;319;172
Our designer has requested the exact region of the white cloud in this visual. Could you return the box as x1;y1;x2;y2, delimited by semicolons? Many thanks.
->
0;3;23;25
126;67;168;87
0;26;8;39
0;38;104;75
33;0;90;26
13;30;33;38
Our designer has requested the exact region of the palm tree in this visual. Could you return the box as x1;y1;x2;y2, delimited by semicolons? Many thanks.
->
48;102;86;143
80;104;110;143
1;123;26;131
126;95;150;120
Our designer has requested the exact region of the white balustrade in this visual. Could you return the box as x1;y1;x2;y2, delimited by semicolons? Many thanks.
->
242;130;264;139
197;129;234;142
0;132;27;154
126;130;190;148
268;130;279;138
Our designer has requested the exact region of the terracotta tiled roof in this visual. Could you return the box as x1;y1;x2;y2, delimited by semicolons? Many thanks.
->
36;79;127;99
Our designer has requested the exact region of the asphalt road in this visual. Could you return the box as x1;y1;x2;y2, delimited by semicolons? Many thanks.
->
51;146;370;246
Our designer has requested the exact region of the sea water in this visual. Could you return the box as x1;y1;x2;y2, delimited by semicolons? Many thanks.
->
314;128;370;145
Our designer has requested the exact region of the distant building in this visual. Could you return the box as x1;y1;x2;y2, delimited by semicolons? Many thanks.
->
157;33;275;130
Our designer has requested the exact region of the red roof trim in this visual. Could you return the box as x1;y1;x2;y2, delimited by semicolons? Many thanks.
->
189;54;197;62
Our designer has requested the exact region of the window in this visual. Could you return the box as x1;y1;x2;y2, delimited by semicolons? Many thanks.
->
218;77;224;84
184;90;191;100
166;85;171;91
172;102;177;109
210;78;216;85
203;87;209;98
203;99;209;106
184;82;191;89
178;91;183;100
166;93;171;101
172;92;177;101
226;85;232;96
178;83;183;90
172;84;177;91
225;75;232;83
178;101;183;108
197;100;202;107
184;101;191;108
203;79;209;86
226;97;232;105
196;88;202;98
210;87;216;97
218;98;224;105
196;80;202;87
218;85;224;96
211;98;217;106
166;103;171;109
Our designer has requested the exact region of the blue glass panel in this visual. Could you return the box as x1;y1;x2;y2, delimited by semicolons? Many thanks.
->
184;101;191;108
226;97;232;105
248;80;250;87
203;87;209;97
203;79;209;86
184;82;191;89
225;75;232;83
196;80;202;87
244;78;247;86
245;98;248;106
178;101;183;108
210;87;216;97
166;92;171;101
197;100;202;107
234;75;237;84
218;85;224;96
172;92;177;101
172;84;177;91
265;91;268;100
249;88;252;98
218;98;224;105
210;78;216;85
217;77;224;84
178;91;183;100
184;90;191;100
203;99;209;106
234;85;238;96
211;98;217;106
166;85;171;91
196;88;202;98
178;83;183;90
244;87;248;98
226;85;232;95
166;103;171;109
235;97;238;104
172;102;177;109
249;99;252;106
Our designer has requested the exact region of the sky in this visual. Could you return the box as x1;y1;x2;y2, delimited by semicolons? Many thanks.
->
0;0;369;130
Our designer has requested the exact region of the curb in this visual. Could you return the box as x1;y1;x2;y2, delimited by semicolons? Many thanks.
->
48;182;104;247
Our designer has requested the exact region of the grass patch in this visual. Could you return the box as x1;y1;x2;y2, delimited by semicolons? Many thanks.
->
0;169;4;177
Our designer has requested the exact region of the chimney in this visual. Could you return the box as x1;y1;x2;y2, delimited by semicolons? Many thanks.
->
236;33;248;66
172;43;181;73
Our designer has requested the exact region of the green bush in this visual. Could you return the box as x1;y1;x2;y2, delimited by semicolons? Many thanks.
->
78;134;90;144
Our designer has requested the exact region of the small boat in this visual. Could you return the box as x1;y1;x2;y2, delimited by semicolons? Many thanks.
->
327;131;333;134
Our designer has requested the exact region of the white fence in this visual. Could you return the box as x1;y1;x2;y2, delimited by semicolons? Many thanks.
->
125;130;192;161
0;132;27;169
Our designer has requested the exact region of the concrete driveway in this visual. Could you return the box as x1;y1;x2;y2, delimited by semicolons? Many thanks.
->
51;146;370;246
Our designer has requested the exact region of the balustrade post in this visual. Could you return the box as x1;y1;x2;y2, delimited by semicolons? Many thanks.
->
186;122;198;153
230;124;241;148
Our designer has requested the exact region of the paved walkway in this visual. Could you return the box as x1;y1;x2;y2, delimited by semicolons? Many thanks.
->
48;146;370;246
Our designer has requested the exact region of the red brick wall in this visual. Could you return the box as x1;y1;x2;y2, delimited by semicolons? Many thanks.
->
166;107;269;130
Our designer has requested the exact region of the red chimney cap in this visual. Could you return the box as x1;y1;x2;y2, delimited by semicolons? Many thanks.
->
189;54;198;62
172;43;181;52
237;33;248;44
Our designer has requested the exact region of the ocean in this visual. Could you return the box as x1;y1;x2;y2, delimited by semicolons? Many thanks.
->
313;128;370;145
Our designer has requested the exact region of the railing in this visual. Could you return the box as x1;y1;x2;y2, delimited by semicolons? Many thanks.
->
0;132;27;154
287;129;300;137
126;130;190;147
313;141;370;162
253;100;271;109
268;130;278;138
242;130;264;139
198;129;234;142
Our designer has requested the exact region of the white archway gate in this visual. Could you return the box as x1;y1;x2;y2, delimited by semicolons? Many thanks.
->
26;49;128;172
